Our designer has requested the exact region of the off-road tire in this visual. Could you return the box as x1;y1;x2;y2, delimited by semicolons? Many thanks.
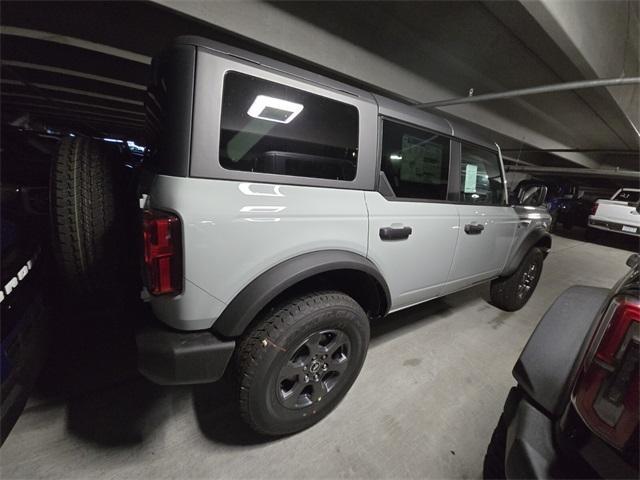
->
235;291;370;436
490;247;543;311
50;137;136;305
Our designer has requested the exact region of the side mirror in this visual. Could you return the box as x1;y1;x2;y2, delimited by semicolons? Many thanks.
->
626;253;639;268
537;186;548;207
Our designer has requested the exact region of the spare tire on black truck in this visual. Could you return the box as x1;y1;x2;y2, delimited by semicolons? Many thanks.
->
50;137;139;308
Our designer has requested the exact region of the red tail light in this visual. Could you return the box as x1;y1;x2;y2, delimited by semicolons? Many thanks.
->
573;299;639;449
591;203;599;215
142;209;183;295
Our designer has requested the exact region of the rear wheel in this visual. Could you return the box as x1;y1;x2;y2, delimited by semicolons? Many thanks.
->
235;291;369;435
490;247;543;311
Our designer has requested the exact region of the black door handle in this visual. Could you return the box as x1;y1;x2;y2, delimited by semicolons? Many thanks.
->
380;226;412;241
464;223;484;235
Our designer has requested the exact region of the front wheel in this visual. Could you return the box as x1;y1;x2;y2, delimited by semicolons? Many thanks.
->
235;291;370;435
490;247;544;311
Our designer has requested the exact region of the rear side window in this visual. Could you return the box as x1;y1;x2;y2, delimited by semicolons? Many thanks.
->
219;71;359;181
613;190;639;203
380;120;450;200
459;144;505;205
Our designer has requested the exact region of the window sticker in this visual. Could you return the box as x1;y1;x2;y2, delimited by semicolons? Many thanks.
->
399;134;443;184
464;164;478;193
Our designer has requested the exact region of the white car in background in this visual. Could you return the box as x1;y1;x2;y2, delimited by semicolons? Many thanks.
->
588;188;640;237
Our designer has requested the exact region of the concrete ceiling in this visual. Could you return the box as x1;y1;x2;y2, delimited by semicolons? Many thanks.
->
1;0;638;172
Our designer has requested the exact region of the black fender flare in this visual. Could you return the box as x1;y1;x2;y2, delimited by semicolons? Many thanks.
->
512;285;610;416
502;228;551;277
212;250;391;338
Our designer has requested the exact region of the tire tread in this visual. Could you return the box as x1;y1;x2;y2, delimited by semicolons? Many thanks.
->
490;247;543;312
50;137;129;303
235;291;364;434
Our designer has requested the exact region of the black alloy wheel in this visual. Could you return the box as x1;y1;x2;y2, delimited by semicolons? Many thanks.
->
276;329;351;409
516;261;538;301
235;291;369;435
490;247;544;311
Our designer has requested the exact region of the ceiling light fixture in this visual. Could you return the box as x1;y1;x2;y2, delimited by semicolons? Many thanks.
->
247;95;304;124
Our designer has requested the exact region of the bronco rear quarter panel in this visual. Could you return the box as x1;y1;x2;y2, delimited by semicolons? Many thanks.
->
148;176;370;330
145;41;381;331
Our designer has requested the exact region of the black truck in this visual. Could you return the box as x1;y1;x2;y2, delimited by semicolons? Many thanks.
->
484;253;639;478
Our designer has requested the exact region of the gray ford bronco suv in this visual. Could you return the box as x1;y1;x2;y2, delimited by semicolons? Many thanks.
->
136;37;552;435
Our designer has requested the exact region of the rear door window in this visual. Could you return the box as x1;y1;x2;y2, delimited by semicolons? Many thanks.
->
219;71;359;181
613;190;640;203
459;144;505;205
380;120;450;200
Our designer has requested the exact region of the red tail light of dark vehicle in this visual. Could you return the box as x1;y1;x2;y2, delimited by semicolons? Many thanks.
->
573;299;639;450
142;209;183;295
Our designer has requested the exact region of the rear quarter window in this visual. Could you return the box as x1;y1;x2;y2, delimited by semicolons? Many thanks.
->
219;71;359;181
613;190;640;203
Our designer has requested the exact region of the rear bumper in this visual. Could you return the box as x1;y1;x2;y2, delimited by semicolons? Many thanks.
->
502;286;607;478
503;388;637;479
502;388;598;479
136;325;235;385
502;285;637;478
503;388;561;478
588;217;639;236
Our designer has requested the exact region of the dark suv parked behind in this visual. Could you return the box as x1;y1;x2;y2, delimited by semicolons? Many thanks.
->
484;254;639;478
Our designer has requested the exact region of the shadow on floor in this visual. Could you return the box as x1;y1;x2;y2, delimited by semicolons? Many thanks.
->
370;283;489;344
552;225;639;253
64;377;167;447
31;296;277;448
31;298;173;447
30;280;495;448
35;302;143;400
192;378;274;446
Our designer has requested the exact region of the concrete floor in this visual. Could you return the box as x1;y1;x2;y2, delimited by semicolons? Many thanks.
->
1;231;636;479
